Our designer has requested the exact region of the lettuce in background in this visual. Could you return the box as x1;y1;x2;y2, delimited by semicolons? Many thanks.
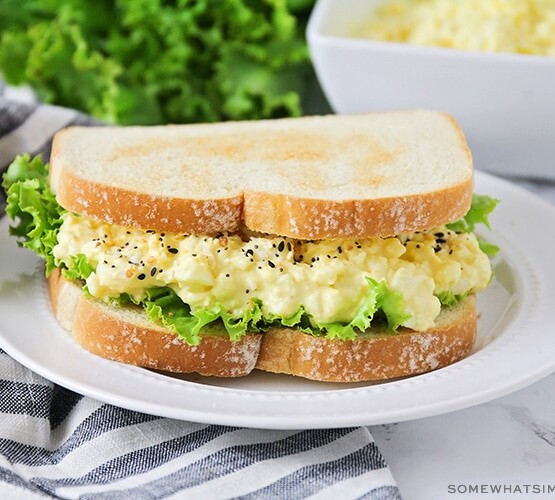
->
0;0;316;125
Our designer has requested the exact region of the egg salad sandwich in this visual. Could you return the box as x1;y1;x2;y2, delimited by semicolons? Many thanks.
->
2;110;499;382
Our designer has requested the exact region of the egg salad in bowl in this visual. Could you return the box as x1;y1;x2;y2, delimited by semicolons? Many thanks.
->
354;0;555;56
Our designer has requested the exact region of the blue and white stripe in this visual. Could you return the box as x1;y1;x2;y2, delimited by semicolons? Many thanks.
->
0;90;401;499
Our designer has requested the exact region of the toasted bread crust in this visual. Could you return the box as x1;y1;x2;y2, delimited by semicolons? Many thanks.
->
243;182;472;239
255;296;477;382
47;270;262;377
52;176;471;239
48;271;477;382
49;111;473;239
54;170;245;235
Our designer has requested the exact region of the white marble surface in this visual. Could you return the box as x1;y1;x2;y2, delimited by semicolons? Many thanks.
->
371;373;555;500
371;177;555;500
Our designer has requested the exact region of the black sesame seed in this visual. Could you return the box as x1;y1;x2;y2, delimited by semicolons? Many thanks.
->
434;232;445;238
337;246;343;253
278;241;285;252
416;244;421;248
137;273;146;280
150;267;157;276
436;238;447;244
168;247;178;254
268;260;276;268
287;242;292;251
192;253;197;257
246;289;250;294
111;265;115;269
245;248;254;257
434;245;441;253
225;273;230;277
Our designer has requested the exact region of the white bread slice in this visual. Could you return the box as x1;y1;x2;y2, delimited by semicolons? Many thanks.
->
50;110;473;239
48;270;476;382
47;270;263;377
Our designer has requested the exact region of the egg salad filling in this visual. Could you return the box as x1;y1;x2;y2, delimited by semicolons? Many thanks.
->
2;154;499;344
355;0;555;57
52;213;491;333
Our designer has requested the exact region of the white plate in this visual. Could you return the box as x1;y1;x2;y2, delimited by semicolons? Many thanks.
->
0;171;554;429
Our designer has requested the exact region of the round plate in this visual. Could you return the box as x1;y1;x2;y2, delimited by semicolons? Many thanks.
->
0;171;553;429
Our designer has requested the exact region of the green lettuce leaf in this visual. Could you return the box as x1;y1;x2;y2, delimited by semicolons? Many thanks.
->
306;278;411;340
436;290;470;308
372;278;413;331
2;154;65;274
447;194;500;256
62;253;95;281
0;1;314;125
138;277;411;345
142;287;268;345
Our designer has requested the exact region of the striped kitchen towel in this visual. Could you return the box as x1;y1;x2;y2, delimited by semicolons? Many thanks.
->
0;95;401;499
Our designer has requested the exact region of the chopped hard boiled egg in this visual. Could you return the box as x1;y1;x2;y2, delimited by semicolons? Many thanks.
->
53;213;492;332
355;0;555;56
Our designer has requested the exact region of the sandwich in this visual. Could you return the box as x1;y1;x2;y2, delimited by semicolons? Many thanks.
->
2;110;499;382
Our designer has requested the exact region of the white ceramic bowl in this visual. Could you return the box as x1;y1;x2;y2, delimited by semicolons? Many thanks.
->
307;0;555;180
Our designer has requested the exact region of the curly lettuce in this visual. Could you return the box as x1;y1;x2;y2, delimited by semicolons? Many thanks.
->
140;279;410;344
447;194;500;256
1;154;65;274
0;0;315;125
